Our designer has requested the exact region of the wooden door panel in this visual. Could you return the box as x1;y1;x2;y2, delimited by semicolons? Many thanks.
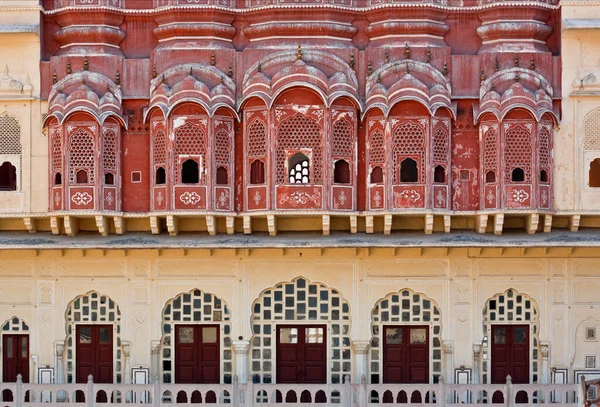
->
491;325;529;384
2;335;28;384
276;325;326;384
76;325;113;385
383;326;429;384
175;325;220;384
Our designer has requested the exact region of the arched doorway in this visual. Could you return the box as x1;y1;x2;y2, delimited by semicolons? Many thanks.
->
1;316;30;401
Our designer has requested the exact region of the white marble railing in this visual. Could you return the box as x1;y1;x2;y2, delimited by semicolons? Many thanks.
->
0;375;584;407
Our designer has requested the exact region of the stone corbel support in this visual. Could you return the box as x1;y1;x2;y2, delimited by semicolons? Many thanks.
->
226;216;235;235
569;214;580;232
166;215;178;236
23;217;37;233
444;215;451;233
475;214;488;234
424;214;434;235
526;213;539;235
114;216;126;235
95;215;109;236
150;216;161;235
493;213;504;235
243;215;252;235
384;214;392;235
543;215;552;233
206;215;216;236
50;216;62;235
366;215;374;234
63;216;79;236
350;215;357;234
352;340;370;384
267;214;277;236
322;215;330;236
233;340;250;384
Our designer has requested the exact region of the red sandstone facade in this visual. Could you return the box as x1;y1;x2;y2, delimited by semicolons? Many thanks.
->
40;0;561;216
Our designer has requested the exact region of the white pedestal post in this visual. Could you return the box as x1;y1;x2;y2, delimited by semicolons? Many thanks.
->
233;340;250;384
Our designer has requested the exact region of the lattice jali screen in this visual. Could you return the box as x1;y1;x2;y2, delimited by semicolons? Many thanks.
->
68;127;95;185
392;120;426;183
432;126;449;163
275;114;323;184
369;129;385;165
538;124;551;176
102;127;117;172
370;289;443;385
250;277;351;385
483;126;499;172
153;130;167;166
503;124;533;182
247;117;267;158
65;291;122;385
584;108;600;151
50;126;63;172
160;289;232;385
332;119;354;158
0;112;21;155
482;289;540;385
175;121;207;184
214;129;231;166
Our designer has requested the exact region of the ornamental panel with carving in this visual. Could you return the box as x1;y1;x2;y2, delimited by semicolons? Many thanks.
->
214;186;232;211
153;186;168;211
484;185;498;210
506;185;532;208
103;186;118;211
69;186;95;210
332;186;353;211
393;185;425;209
174;186;207;210
247;185;268;211
433;185;448;209
52;187;63;211
369;185;385;210
276;185;323;210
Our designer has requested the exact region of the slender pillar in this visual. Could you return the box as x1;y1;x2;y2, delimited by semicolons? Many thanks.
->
233;340;250;384
352;340;370;384
473;342;482;385
55;341;65;384
541;342;550;385
150;340;161;383
443;341;454;384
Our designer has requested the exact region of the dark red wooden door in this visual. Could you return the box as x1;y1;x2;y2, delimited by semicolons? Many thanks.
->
491;325;529;403
175;325;220;384
2;335;29;401
76;325;113;383
383;326;429;384
276;325;326;384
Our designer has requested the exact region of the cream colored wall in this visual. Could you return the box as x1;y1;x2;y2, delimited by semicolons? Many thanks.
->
0;3;45;213
559;1;600;210
0;249;598;383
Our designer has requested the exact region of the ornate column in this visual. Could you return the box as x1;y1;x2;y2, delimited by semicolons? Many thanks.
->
443;341;454;384
473;341;482;384
541;342;550;385
122;341;131;384
233;340;250;384
352;340;370;384
151;340;161;383
55;341;65;384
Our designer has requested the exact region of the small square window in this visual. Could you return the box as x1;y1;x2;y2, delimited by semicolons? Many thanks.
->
586;327;598;342
585;355;597;369
131;171;142;183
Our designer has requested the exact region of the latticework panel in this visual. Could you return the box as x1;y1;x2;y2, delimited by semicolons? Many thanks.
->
481;289;539;385
247;118;267;158
50;126;63;171
332;119;354;158
175;122;207;184
539;125;551;172
250;277;351;384
369;130;385;165
370;289;443;384
65;291;122;385
504;124;533;182
161;289;232;385
102;127;117;172
584;109;600;150
276;114;323;184
214;129;231;166
153;130;167;165
483;127;498;172
0;112;21;154
68;128;95;184
392;121;426;183
432;126;449;163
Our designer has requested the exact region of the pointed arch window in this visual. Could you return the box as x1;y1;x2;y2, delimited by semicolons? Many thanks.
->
289;153;310;184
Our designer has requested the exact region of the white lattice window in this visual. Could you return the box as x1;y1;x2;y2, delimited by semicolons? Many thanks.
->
276;114;323;184
392;120;426;184
370;289;443;384
482;289;540;384
0;112;22;191
585;355;597;369
68;127;95;185
288;152;310;184
250;277;351;384
586;327;598;341
1;316;29;333
160;289;232;384
65;291;122;385
584;108;600;151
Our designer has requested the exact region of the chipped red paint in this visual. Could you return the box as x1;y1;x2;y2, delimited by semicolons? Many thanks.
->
42;0;561;214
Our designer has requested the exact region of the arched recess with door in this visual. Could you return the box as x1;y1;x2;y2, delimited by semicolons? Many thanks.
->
44;72;126;212
159;288;233;386
0;113;21;192
364;60;454;211
477;68;557;210
0;316;31;397
240;50;360;212
146;63;237;212
249;277;352;385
